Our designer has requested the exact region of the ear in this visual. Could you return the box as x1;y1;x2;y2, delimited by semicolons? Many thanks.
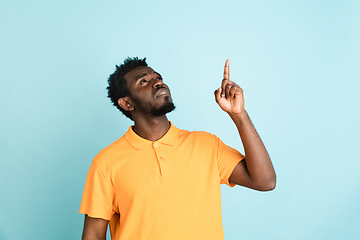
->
118;97;134;111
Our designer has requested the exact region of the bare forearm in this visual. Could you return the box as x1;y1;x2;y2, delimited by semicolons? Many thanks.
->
230;111;276;190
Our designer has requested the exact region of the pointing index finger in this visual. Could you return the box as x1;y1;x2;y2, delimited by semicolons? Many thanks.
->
223;59;230;80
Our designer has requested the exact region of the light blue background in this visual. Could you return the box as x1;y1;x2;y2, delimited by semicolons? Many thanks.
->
1;0;359;239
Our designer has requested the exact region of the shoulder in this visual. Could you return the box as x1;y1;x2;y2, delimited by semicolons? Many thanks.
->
179;128;217;138
177;128;219;144
92;135;128;167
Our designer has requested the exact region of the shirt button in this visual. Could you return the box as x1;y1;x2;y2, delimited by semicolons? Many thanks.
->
154;142;158;147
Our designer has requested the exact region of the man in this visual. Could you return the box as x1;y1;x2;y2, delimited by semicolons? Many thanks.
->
80;57;276;240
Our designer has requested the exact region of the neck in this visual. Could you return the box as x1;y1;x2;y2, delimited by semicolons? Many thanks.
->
132;115;170;141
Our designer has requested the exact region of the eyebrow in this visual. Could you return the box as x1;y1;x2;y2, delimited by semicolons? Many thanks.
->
135;71;162;82
135;73;149;81
154;71;162;79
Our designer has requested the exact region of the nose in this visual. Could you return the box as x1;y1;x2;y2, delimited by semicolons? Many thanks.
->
153;78;163;88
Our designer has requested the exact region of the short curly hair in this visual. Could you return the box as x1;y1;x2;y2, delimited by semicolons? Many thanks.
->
107;57;148;120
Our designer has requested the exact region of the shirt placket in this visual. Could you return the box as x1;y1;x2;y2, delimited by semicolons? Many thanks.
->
152;141;171;177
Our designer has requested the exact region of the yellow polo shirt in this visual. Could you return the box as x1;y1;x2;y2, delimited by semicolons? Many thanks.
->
80;122;244;240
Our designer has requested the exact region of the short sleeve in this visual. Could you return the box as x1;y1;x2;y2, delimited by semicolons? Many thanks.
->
79;161;115;220
216;137;245;187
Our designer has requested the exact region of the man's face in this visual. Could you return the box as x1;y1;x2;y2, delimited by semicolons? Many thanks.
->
124;66;175;117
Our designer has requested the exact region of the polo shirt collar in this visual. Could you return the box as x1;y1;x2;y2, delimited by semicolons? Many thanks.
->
125;121;179;150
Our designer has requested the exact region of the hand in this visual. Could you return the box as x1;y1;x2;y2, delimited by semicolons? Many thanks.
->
214;59;245;114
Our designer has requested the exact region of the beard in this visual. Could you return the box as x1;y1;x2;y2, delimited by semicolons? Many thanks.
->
151;100;176;117
132;95;176;117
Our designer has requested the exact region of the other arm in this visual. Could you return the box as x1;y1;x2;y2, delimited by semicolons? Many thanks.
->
82;215;108;240
214;59;276;191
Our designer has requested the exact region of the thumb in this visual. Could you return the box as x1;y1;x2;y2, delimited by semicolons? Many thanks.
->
214;87;222;103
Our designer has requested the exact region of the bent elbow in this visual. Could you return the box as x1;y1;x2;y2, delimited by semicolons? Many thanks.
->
264;180;276;191
257;177;276;191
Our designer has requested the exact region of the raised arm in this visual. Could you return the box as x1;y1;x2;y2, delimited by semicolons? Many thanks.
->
214;59;276;191
82;215;109;240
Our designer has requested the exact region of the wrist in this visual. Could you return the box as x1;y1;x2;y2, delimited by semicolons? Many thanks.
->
228;110;249;122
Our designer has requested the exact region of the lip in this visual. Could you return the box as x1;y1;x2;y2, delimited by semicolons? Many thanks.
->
155;88;170;98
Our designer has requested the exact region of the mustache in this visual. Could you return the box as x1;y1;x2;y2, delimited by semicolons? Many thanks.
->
153;86;168;95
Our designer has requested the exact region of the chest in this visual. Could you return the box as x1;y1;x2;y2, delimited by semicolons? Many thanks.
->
110;143;219;211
